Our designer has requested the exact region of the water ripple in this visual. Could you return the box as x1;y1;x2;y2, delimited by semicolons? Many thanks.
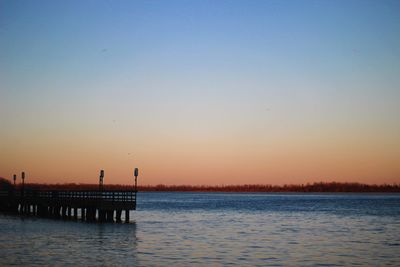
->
1;193;400;266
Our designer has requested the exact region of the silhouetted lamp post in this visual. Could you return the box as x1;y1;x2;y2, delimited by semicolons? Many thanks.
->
21;171;25;196
134;168;139;191
13;174;16;187
99;170;104;191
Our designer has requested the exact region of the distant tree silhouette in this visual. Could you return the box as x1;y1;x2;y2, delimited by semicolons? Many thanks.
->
18;181;400;193
0;177;13;191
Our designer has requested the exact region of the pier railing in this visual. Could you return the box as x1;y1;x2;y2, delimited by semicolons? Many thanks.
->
19;190;136;202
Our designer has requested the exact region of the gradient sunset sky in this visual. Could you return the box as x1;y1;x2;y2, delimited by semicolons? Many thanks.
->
1;0;399;185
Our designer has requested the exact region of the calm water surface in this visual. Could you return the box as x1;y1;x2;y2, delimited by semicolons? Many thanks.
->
1;193;400;266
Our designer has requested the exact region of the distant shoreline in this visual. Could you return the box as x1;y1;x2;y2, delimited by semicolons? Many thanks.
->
3;180;399;193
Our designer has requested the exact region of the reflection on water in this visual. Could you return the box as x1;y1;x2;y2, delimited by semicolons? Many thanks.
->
1;193;400;266
0;216;138;266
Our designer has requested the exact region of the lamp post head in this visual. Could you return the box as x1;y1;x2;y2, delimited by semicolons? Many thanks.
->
134;168;139;178
100;170;104;178
21;172;25;181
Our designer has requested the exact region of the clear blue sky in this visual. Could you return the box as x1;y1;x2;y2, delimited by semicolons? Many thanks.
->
1;0;399;185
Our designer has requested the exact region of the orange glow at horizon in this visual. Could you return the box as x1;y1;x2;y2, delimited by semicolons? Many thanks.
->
1;124;399;185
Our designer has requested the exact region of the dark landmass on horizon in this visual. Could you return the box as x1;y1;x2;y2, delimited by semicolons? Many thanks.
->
1;178;399;192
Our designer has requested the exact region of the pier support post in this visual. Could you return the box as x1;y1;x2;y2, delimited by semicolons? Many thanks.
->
125;210;130;223
55;206;61;218
67;206;71;219
38;205;47;217
116;210;122;223
65;206;68;218
87;208;96;221
106;210;114;222
86;208;91;221
81;208;86;221
99;210;106;222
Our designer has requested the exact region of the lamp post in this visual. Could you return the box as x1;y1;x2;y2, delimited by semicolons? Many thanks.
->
21;171;25;196
134;168;138;192
13;174;16;187
99;170;104;191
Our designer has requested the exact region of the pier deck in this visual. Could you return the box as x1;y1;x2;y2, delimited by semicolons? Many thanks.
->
0;189;137;223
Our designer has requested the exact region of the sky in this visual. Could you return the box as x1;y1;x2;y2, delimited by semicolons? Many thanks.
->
1;0;399;185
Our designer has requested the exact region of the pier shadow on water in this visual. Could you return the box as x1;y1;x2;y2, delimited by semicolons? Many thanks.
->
0;214;139;266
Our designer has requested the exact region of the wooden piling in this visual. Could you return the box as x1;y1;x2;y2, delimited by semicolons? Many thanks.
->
125;210;130;223
81;208;86;221
116;210;122;223
99;210;106;222
106;210;114;222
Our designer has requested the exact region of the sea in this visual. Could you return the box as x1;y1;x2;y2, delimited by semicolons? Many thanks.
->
1;192;399;266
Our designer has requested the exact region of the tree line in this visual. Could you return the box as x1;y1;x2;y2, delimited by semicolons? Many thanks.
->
1;178;399;192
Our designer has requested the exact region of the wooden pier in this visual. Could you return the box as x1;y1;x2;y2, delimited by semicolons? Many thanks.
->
0;189;136;223
0;169;138;223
